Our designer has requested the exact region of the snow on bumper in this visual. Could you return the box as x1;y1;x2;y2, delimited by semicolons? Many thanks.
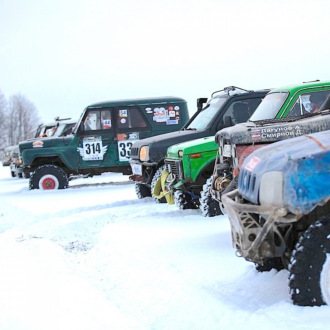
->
222;189;296;262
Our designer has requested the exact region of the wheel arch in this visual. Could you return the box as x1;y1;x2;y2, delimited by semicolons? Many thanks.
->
29;156;71;174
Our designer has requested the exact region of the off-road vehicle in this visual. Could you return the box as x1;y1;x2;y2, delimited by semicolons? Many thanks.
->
3;145;16;166
209;80;330;216
158;88;268;211
9;145;24;178
19;96;188;190
34;117;76;138
222;130;330;306
130;87;268;201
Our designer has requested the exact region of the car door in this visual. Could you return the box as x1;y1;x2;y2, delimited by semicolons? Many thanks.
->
113;106;151;164
77;108;115;169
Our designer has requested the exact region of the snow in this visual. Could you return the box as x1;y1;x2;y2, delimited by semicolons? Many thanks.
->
0;163;328;330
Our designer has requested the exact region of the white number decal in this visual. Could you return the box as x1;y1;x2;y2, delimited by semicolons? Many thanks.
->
118;140;136;162
81;137;107;161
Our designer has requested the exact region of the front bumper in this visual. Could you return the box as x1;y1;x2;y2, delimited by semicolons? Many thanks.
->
222;189;297;263
129;159;158;184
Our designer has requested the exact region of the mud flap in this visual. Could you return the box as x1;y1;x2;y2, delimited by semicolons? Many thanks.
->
152;170;174;204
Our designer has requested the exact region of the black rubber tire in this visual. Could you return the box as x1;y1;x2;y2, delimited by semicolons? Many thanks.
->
255;257;285;272
18;172;23;178
29;165;69;190
135;182;151;199
151;165;167;203
11;171;15;177
174;190;199;210
289;217;330;306
200;177;222;217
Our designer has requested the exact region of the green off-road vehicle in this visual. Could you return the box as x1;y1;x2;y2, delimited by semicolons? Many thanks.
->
130;87;268;201
209;80;330;216
19;97;189;190
159;88;268;212
222;130;330;306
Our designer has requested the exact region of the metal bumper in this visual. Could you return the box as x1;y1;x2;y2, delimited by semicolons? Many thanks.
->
222;189;295;262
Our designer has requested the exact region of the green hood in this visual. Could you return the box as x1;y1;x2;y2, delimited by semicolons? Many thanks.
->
167;136;217;158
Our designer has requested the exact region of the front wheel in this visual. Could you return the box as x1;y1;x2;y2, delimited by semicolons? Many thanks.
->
29;165;69;190
135;182;151;199
200;177;222;217
151;165;167;203
289;217;330;306
174;190;199;210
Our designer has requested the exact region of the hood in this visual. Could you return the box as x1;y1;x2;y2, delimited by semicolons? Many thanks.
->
131;129;209;162
167;136;217;158
19;136;74;151
239;130;330;215
215;111;330;145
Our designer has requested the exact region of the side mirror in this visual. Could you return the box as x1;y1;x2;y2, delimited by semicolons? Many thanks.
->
197;98;208;111
224;116;233;127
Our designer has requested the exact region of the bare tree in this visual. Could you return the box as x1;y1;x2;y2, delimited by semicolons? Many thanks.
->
7;93;40;146
0;90;7;158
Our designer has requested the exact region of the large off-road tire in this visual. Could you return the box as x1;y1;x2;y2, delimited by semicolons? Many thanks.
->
29;165;69;190
200;177;222;217
151;165;167;203
255;257;285;272
135;182;151;199
289;217;330;306
174;190;199;210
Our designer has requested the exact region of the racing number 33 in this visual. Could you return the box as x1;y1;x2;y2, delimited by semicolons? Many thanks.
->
118;140;136;162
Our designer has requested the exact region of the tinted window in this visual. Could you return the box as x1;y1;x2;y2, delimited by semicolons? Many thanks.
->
187;97;227;130
116;107;147;129
221;98;263;125
287;90;330;117
250;92;288;121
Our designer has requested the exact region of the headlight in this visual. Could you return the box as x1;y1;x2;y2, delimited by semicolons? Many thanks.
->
223;144;232;157
259;171;284;207
139;146;149;161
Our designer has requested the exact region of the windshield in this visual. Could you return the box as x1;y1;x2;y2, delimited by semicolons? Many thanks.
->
187;97;227;129
250;92;288;121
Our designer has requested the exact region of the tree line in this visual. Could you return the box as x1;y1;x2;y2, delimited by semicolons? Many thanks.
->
0;89;40;157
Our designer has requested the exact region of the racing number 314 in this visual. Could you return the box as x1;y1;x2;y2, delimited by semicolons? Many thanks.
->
85;142;101;155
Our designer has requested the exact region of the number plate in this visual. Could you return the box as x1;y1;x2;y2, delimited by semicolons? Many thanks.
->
118;140;137;162
82;137;105;161
223;144;232;158
131;164;142;175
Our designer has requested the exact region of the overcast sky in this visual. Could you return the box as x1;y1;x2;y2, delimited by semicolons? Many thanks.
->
1;0;330;123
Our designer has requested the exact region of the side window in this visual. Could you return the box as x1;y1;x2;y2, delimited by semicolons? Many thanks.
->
83;111;101;131
101;110;112;129
221;98;263;126
288;90;330;117
116;107;147;129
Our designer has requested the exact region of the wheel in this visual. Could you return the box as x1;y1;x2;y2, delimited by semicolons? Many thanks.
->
18;172;23;178
289;217;330;306
151;165;167;203
174;190;199;210
255;257;285;272
29;165;69;190
11;171;15;177
135;182;151;199
200;177;222;217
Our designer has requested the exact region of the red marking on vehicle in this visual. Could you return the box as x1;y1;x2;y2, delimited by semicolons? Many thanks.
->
305;135;328;151
33;140;44;148
245;156;261;171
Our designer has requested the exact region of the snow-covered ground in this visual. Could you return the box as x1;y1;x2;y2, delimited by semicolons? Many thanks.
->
0;163;328;330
